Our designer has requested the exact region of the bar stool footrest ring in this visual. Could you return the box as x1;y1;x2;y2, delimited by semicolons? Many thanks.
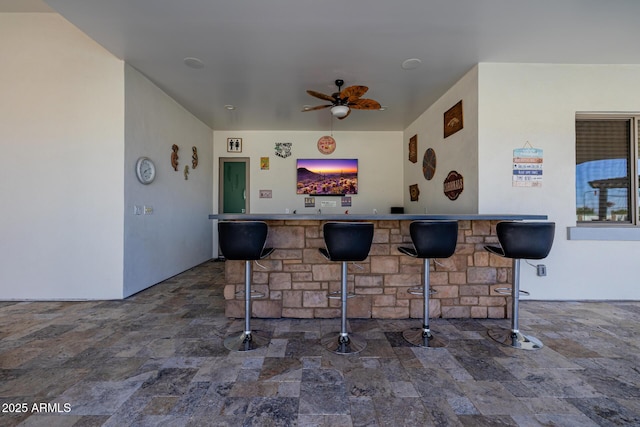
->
327;291;356;299
493;287;530;296
407;286;437;296
235;290;266;299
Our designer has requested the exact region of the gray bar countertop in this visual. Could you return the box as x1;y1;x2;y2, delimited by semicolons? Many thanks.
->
209;213;547;221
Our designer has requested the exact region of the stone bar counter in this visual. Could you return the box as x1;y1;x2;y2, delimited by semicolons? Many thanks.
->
208;214;547;320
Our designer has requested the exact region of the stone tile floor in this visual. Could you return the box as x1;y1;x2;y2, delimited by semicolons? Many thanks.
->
1;259;640;426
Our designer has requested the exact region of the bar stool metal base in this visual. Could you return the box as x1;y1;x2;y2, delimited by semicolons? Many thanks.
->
321;332;367;355
488;329;543;350
224;330;270;352
402;327;448;348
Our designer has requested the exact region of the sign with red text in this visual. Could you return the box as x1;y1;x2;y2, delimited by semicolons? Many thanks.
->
513;147;543;187
443;171;464;200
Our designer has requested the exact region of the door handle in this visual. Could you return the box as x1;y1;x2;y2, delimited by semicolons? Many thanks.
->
243;189;246;200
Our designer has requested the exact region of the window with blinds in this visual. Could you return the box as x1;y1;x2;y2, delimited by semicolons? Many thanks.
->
575;118;637;224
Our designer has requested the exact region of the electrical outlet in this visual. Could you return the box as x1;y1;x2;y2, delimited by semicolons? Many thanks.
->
134;205;142;215
536;264;546;276
144;205;153;215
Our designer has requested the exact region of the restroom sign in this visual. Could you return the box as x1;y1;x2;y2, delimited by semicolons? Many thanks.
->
513;147;543;187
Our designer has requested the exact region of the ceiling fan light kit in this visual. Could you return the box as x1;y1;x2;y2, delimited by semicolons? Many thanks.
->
331;105;350;118
303;79;381;120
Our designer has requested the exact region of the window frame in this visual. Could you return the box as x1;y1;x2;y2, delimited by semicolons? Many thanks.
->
575;114;639;228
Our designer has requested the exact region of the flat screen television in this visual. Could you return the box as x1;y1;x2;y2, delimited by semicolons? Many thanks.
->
296;158;358;195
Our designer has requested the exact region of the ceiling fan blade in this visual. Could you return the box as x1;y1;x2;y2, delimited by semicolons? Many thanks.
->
340;85;368;101
337;108;352;120
349;98;381;110
302;104;331;112
306;90;335;102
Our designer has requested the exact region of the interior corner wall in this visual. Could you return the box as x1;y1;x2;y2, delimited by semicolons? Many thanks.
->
0;13;125;299
123;65;213;297
477;63;640;300
403;66;479;214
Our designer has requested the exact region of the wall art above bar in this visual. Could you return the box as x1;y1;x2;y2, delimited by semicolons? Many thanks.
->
444;100;464;138
296;158;358;196
444;170;464;200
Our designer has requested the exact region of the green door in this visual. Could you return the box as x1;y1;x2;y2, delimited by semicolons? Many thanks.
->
222;161;247;213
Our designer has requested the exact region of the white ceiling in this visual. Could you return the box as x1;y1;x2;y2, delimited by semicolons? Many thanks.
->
7;0;640;131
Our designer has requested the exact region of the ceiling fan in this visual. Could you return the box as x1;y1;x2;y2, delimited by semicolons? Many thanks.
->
303;79;381;119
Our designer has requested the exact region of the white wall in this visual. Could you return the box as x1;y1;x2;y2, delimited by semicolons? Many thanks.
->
403;66;479;214
212;130;403;215
211;130;403;258
478;63;640;299
123;65;213;297
0;14;125;299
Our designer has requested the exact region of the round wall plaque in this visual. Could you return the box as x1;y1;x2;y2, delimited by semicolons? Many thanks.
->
317;135;336;154
422;148;436;180
443;170;464;200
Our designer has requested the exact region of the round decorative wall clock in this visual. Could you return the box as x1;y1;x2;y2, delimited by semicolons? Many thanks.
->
422;148;436;180
135;157;156;185
317;135;336;155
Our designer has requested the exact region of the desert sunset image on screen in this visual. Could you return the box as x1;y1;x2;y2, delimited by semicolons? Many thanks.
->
296;159;358;195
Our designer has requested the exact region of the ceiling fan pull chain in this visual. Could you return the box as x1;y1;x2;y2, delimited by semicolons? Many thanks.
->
331;110;334;136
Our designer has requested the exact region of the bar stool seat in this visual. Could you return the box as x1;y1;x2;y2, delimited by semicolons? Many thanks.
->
484;221;555;350
218;221;274;352
398;221;458;347
319;222;374;355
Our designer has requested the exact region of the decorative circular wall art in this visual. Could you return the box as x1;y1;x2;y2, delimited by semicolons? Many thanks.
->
422;148;436;180
317;135;336;155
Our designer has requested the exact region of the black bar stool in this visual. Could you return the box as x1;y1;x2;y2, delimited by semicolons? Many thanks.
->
398;221;458;347
484;221;555;350
218;221;274;352
319;222;374;354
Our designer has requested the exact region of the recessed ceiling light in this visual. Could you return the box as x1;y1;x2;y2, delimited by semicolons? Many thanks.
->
224;105;236;110
183;57;204;69
379;106;388;111
302;105;312;111
401;58;422;70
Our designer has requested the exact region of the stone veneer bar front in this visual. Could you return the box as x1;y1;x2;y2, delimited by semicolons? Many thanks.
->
209;214;547;320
